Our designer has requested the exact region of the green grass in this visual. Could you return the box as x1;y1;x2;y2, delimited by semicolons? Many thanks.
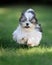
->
0;5;52;65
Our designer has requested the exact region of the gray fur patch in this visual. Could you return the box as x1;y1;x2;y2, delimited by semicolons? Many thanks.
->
35;24;42;32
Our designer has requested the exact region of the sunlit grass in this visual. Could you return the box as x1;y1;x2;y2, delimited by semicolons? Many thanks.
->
0;47;52;65
0;47;52;56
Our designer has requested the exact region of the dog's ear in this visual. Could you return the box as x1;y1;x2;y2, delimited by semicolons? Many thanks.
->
21;11;25;16
19;11;26;22
19;12;24;22
34;16;38;24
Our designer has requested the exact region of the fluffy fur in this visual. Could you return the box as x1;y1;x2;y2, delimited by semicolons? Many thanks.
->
12;8;42;47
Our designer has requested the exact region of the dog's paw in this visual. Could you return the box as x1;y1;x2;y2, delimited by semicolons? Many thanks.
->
27;43;34;47
18;38;27;44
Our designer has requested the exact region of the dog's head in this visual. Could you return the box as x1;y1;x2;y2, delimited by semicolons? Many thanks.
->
19;9;38;29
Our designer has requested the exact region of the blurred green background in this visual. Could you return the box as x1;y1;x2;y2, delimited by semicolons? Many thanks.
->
0;5;52;65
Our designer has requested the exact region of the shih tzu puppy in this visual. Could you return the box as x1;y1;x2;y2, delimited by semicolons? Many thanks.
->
12;8;42;47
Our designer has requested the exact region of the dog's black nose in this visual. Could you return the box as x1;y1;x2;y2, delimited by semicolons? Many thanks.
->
26;23;29;26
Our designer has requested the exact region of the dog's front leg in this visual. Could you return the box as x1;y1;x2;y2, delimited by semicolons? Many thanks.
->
27;37;35;47
17;37;27;44
27;37;40;47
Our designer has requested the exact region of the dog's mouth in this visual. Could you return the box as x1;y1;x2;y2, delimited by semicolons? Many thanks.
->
24;26;30;28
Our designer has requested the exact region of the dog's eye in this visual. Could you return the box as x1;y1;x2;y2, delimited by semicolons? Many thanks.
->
21;17;27;22
22;18;26;22
30;18;36;24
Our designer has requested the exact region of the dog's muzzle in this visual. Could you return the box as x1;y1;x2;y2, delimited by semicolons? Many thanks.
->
24;23;30;28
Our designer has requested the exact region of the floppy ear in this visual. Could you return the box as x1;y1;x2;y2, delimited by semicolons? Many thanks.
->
19;13;27;23
34;16;38;24
19;11;26;22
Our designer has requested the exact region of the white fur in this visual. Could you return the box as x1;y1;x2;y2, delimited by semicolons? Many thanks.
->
12;9;42;47
13;25;42;47
25;9;34;20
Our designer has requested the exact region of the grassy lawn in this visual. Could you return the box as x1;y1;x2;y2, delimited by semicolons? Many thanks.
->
0;5;52;65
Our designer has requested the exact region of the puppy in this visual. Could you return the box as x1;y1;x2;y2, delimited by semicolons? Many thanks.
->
12;8;42;47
